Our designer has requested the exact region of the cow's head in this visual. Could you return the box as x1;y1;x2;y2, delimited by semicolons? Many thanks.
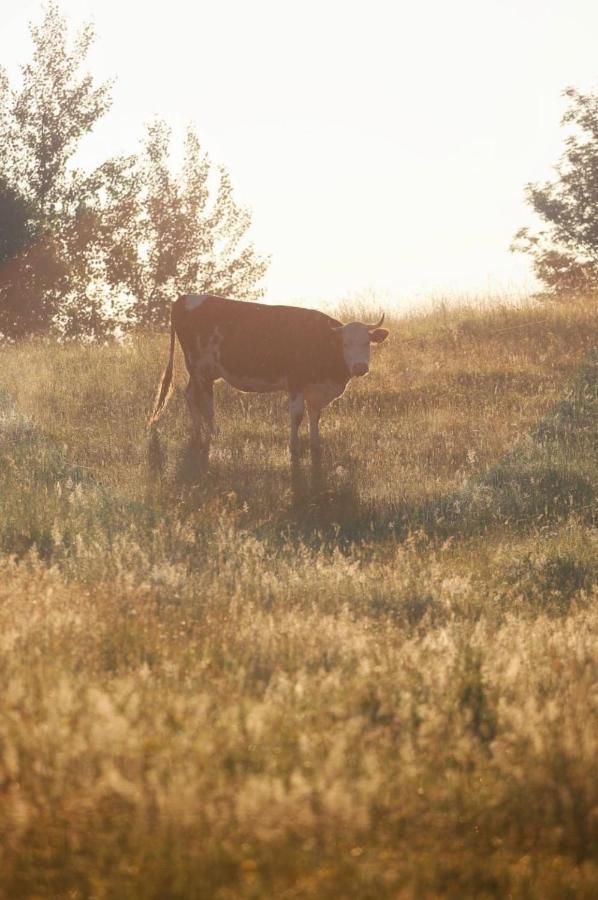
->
333;313;389;377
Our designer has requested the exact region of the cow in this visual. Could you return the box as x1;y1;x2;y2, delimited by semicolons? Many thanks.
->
149;293;389;462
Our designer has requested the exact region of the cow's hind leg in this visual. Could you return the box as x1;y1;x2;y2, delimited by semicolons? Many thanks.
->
289;391;305;459
185;377;214;466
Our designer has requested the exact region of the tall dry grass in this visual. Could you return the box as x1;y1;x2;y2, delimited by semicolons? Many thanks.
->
0;296;596;898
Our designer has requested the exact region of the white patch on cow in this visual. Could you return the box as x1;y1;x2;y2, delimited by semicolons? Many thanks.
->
338;322;373;376
191;327;222;381
183;294;206;311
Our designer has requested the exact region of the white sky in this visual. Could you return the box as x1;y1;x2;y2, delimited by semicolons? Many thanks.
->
2;0;598;309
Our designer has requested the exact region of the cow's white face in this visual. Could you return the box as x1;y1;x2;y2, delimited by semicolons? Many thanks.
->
337;322;389;377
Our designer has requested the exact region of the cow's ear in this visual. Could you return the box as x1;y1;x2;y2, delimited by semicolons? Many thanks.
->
369;327;389;344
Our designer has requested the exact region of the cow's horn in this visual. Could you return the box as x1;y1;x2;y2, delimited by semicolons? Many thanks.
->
368;312;385;330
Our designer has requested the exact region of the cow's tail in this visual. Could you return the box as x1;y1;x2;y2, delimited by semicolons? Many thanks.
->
149;304;176;426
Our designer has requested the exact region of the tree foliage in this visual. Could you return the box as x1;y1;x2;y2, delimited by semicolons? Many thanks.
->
0;2;113;337
0;177;45;337
0;2;267;339
89;121;269;330
513;88;598;300
8;8;112;218
133;122;268;328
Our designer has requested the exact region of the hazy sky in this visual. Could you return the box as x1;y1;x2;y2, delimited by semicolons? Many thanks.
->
2;0;598;308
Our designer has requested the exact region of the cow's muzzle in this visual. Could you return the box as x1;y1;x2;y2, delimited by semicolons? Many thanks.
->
352;363;369;377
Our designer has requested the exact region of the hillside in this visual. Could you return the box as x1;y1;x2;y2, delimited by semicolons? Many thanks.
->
0;297;596;898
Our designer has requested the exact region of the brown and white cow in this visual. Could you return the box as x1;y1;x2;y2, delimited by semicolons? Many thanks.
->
149;294;389;461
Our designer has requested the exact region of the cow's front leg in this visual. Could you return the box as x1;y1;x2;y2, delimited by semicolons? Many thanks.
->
289;391;305;458
306;399;322;457
186;377;214;464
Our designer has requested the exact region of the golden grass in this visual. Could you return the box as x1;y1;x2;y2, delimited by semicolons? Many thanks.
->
0;296;596;898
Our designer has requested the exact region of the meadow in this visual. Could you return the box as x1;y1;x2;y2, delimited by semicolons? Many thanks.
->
0;296;596;898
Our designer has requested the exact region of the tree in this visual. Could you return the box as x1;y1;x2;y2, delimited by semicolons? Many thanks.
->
55;153;143;339
108;121;269;329
8;5;111;219
0;2;112;336
57;120;269;335
1;3;268;339
513;88;598;300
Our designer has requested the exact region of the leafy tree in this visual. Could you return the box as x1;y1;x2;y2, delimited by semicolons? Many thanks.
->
55;154;143;339
0;3;268;339
0;2;112;336
107;121;269;329
8;5;111;218
58;120;269;335
513;88;598;300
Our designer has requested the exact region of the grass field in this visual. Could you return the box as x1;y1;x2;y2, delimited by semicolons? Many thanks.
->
0;296;596;898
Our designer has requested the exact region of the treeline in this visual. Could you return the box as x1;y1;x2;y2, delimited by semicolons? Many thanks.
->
0;3;268;340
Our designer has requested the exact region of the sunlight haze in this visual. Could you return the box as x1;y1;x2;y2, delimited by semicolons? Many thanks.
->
2;0;598;308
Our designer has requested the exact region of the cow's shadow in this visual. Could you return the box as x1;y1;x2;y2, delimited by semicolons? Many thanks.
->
147;426;166;478
149;425;365;536
289;453;363;535
175;436;210;485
